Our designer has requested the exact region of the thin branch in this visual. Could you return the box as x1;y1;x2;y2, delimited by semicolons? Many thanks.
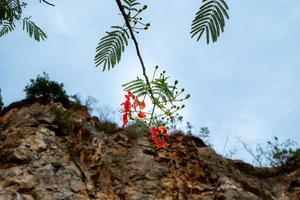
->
40;0;55;6
115;0;156;112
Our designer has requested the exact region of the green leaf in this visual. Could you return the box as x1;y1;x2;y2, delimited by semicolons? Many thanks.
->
95;26;129;71
22;18;47;41
0;21;15;37
191;0;229;44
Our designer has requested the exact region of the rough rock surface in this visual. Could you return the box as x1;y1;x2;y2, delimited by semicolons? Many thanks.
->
0;100;299;200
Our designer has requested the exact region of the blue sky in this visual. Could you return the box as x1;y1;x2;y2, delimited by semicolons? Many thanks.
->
1;0;299;163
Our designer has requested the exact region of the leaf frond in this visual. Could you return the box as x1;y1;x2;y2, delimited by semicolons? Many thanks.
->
95;26;130;71
191;0;229;44
0;21;15;37
22;18;47;41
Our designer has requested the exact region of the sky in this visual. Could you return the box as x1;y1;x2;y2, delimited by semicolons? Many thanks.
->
1;0;300;163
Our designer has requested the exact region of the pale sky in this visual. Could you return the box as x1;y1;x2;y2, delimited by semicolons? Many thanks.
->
1;0;299;163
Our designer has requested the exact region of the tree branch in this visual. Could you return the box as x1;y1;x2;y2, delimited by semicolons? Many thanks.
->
115;0;156;109
40;0;55;6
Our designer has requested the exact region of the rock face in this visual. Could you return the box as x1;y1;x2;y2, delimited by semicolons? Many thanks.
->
0;100;299;200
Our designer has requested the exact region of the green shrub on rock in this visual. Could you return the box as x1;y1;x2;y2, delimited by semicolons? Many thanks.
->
24;72;69;103
50;106;75;135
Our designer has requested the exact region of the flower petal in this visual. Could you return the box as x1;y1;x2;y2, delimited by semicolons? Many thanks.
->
139;100;146;109
122;113;128;128
137;111;146;119
158;125;167;133
151;127;158;135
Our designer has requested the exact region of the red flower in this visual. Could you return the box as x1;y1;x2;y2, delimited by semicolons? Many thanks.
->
139;100;146;109
122;113;128;128
158;125;167;133
150;125;170;149
133;98;139;111
137;111;146;119
122;99;131;113
126;91;135;100
121;91;147;128
151;127;158;135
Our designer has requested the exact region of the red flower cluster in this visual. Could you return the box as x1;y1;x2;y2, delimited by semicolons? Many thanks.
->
121;91;146;128
151;125;170;148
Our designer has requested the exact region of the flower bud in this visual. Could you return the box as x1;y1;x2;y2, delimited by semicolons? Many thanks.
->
174;80;178;85
185;94;191;99
155;65;159;69
143;5;147;10
181;88;185;92
146;23;150;27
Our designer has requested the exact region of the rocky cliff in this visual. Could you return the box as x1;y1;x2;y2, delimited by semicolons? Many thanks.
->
0;99;299;200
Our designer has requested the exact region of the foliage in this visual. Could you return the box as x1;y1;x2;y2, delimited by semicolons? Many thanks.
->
122;66;190;126
224;148;237;158
95;26;129;70
185;123;211;146
191;0;229;44
240;137;299;167
95;0;149;71
0;0;24;23
84;95;98;112
186;122;193;136
0;21;15;37
24;72;69;102
198;126;210;145
0;0;49;41
0;88;3;112
97;105;117;123
95;0;230;70
22;17;47;41
120;66;190;148
70;94;98;113
264;137;299;167
94;119;118;134
95;0;233;148
124;119;149;139
50;106;75;135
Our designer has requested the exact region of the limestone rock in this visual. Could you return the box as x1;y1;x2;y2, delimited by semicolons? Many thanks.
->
0;100;299;200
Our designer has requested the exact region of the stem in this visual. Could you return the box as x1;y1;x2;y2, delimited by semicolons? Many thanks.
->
149;104;156;126
115;0;156;105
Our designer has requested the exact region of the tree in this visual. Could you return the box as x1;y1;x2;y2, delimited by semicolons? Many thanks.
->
0;0;53;41
93;0;229;148
94;0;229;128
24;72;69;102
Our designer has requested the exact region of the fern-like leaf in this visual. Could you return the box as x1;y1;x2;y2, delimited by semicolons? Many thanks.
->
152;77;175;103
122;78;148;97
95;26;129;71
0;0;23;23
191;0;229;44
22;18;47;41
0;21;15;37
121;0;140;12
